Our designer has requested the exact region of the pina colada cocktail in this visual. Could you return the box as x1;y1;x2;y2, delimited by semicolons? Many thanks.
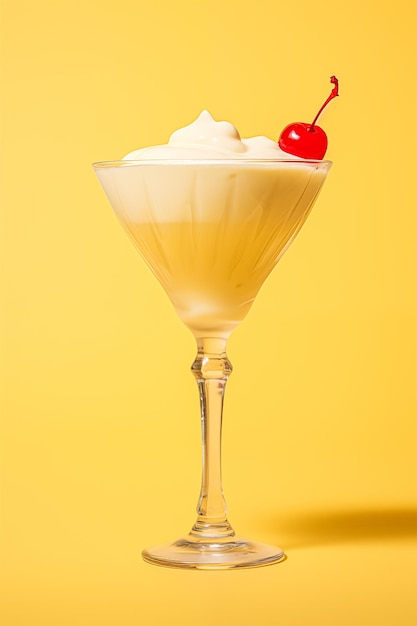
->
94;100;335;568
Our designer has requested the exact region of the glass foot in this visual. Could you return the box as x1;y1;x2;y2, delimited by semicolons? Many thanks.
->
142;534;285;570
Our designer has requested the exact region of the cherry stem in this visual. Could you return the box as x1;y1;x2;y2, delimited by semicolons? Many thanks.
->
310;76;339;129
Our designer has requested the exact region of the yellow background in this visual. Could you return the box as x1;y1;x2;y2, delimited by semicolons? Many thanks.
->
1;0;417;624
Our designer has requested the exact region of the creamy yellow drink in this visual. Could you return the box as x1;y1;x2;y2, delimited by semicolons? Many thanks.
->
96;112;328;337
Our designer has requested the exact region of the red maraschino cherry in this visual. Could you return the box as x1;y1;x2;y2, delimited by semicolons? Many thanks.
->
279;76;339;160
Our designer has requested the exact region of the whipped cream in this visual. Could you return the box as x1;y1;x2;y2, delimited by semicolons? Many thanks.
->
123;110;302;160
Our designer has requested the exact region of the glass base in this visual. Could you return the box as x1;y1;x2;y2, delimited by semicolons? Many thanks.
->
142;534;286;570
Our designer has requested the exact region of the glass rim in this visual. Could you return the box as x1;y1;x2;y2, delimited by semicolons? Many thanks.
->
92;158;332;169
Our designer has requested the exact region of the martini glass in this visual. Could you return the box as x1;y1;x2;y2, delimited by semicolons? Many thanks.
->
94;158;331;569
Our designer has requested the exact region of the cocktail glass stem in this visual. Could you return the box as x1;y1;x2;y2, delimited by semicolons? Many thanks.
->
142;334;284;568
190;337;235;540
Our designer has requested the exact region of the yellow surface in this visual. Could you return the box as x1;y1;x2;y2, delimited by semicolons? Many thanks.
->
1;0;416;624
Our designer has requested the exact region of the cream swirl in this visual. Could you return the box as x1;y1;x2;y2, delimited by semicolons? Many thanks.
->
123;111;301;160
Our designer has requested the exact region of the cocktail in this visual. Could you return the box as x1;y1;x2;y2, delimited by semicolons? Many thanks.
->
94;85;337;569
